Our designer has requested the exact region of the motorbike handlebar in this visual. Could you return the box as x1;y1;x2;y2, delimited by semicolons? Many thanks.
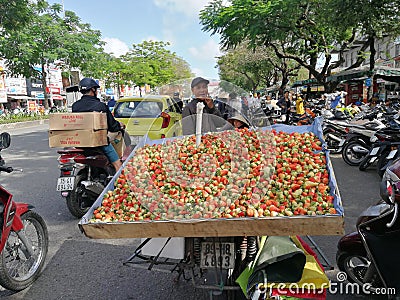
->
387;202;399;228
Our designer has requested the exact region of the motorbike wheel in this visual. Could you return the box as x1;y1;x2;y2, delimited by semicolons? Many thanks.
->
66;174;89;218
342;141;370;166
359;155;373;171
323;130;341;154
336;251;383;293
376;150;392;178
0;210;48;291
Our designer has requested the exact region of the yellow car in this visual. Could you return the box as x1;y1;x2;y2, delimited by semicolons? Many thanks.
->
113;95;182;145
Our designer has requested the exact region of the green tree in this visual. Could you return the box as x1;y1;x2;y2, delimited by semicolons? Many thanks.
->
120;41;192;94
200;0;400;93
0;2;103;108
200;0;341;92
59;9;105;77
0;0;35;31
326;0;400;98
217;42;301;93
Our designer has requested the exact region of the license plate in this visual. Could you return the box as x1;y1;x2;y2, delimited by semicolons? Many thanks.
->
370;147;380;156
387;149;398;160
56;177;75;191
338;139;345;147
200;242;235;269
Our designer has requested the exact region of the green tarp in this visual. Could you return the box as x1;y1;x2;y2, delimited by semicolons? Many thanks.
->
291;78;318;88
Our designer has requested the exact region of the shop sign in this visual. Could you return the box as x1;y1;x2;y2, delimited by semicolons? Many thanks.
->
46;87;61;94
5;77;26;94
28;100;37;112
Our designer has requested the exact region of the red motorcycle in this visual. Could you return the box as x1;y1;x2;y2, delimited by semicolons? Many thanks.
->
0;132;48;291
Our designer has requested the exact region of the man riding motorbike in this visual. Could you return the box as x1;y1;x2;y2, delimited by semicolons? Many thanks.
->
72;77;124;171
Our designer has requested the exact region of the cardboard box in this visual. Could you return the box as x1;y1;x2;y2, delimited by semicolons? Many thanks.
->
49;129;108;148
49;112;107;131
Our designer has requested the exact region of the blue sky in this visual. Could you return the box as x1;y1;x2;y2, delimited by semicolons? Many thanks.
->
50;0;222;80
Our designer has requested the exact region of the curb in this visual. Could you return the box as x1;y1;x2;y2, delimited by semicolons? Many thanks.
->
0;119;49;130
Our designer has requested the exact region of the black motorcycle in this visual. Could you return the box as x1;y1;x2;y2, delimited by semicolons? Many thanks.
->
337;160;400;296
56;132;132;218
341;119;385;166
359;124;400;175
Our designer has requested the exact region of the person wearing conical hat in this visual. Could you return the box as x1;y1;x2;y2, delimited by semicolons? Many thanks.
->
227;114;250;129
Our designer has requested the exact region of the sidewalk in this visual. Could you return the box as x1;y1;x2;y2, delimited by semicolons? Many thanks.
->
0;119;49;130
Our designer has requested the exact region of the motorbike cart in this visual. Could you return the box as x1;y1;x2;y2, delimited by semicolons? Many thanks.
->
79;114;344;299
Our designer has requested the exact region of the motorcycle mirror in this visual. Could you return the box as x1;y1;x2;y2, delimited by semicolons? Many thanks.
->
0;132;11;149
380;180;395;204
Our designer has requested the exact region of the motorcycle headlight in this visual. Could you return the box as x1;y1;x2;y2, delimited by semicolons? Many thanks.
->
370;136;378;142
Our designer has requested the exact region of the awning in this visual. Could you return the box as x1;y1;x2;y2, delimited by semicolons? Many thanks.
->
52;94;64;100
8;95;37;100
291;78;319;88
326;65;400;83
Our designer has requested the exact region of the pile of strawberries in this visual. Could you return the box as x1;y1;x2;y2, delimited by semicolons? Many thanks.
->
91;128;337;223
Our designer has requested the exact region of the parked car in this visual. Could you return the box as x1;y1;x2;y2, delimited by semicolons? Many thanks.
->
113;95;182;145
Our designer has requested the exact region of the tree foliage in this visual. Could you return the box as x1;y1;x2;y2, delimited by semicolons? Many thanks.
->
216;42;300;92
200;0;400;93
0;0;35;31
0;2;104;108
120;40;193;92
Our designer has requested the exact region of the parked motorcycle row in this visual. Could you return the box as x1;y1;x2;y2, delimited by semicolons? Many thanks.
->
320;100;400;178
337;147;400;295
253;96;400;297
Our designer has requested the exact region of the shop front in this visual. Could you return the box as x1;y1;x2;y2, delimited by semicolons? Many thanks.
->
327;65;400;105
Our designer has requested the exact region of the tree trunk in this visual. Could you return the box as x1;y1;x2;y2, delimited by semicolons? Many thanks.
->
367;36;376;102
41;67;49;110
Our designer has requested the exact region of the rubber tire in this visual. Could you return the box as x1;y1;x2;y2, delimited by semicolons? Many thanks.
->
359;155;373;171
336;251;383;293
0;210;48;291
342;141;370;166
66;174;89;218
376;150;392;178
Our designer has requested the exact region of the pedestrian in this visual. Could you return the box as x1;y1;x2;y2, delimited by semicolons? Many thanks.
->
182;77;225;135
173;92;183;111
226;92;242;119
107;96;116;111
241;96;249;117
227;114;250;129
295;93;305;115
72;78;124;171
277;90;291;124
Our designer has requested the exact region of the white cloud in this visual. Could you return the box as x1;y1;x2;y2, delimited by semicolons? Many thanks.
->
144;36;160;42
189;39;221;62
153;0;210;17
102;38;129;57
